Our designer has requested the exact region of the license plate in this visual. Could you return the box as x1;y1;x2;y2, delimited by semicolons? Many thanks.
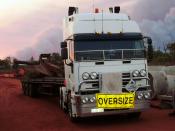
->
96;93;135;109
91;108;104;113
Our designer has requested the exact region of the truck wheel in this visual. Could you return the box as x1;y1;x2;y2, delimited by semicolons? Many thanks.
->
67;92;79;122
21;82;25;94
32;84;38;97
128;112;141;119
28;84;38;98
23;83;27;96
59;88;64;109
28;84;32;97
25;84;30;96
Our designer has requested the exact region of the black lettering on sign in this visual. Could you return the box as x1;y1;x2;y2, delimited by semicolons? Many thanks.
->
123;97;125;104
113;98;117;104
98;98;103;105
119;97;122;104
129;97;133;104
109;98;112;105
125;97;128;104
104;98;108;104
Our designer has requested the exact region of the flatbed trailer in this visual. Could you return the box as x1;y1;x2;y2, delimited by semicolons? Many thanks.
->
21;77;64;97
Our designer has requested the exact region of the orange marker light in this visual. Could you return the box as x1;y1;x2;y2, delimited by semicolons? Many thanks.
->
95;8;99;13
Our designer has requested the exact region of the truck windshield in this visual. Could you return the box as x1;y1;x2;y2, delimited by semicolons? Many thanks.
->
75;40;145;61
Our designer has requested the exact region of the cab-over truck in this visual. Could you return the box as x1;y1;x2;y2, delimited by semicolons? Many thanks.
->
60;6;152;121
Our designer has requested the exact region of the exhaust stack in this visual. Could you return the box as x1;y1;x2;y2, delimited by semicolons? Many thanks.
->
68;7;79;16
109;6;120;13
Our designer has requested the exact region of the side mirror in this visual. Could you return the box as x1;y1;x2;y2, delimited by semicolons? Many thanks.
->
143;37;152;47
147;38;152;45
144;37;153;62
61;48;68;60
61;42;67;49
68;7;79;16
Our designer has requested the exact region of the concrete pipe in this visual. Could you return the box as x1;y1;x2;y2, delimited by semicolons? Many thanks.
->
149;66;175;75
148;71;168;99
166;75;175;96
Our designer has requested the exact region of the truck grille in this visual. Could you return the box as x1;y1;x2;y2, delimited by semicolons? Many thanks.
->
91;81;99;88
122;73;131;86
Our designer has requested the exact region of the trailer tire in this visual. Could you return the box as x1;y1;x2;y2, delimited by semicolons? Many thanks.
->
59;88;64;109
26;84;30;96
21;82;25;94
23;83;27;96
29;84;38;98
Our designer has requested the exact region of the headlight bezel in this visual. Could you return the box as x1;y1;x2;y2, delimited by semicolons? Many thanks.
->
140;69;147;77
144;92;151;99
137;93;144;100
82;72;90;80
82;96;96;104
82;99;86;104
90;72;98;80
132;70;140;77
90;98;95;103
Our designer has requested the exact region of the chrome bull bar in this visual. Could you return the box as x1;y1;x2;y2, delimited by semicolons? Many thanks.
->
78;77;151;94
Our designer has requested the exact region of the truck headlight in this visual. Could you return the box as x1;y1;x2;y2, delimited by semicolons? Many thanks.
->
82;72;90;80
137;93;144;100
90;97;96;103
140;69;147;77
144;92;151;99
90;98;95;103
82;99;86;104
82;97;89;104
132;70;140;77
85;97;89;101
90;72;98;80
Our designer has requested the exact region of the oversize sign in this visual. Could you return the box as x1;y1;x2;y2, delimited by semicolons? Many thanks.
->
96;93;135;109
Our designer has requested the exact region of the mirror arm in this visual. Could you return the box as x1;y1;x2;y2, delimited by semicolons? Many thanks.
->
64;59;73;66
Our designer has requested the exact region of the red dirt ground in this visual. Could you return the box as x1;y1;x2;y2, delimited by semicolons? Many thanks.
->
0;78;175;131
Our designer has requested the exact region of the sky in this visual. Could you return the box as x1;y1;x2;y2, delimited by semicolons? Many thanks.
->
0;0;175;60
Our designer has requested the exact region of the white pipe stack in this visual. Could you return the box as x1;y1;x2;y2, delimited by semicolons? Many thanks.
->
148;66;175;99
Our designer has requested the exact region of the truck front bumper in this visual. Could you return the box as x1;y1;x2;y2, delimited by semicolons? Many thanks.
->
75;100;150;118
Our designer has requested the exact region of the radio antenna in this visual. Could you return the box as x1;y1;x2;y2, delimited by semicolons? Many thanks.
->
93;0;96;33
92;0;95;13
102;9;104;34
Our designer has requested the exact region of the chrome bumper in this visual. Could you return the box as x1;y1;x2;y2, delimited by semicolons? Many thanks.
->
75;100;150;117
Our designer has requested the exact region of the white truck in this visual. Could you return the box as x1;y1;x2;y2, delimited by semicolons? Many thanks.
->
60;6;152;121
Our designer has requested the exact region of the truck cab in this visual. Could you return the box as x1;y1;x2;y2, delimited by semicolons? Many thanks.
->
60;6;152;120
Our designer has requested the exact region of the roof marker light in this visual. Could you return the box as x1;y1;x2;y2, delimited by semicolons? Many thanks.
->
95;8;99;13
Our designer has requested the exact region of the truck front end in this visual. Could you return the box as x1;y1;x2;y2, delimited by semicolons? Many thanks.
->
61;7;151;120
71;33;151;118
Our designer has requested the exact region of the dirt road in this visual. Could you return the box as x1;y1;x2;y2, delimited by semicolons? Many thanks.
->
0;78;175;131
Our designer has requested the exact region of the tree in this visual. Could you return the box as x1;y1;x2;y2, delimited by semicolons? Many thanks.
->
167;42;175;58
51;53;62;64
163;42;168;53
30;56;34;62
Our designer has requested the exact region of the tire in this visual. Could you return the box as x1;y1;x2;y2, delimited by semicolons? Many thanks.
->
67;92;79;122
148;73;155;99
23;83;27;96
21;82;25;94
28;84;38;98
59;88;64;109
128;112;141;119
32;84;38;97
59;88;68;112
25;83;30;96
